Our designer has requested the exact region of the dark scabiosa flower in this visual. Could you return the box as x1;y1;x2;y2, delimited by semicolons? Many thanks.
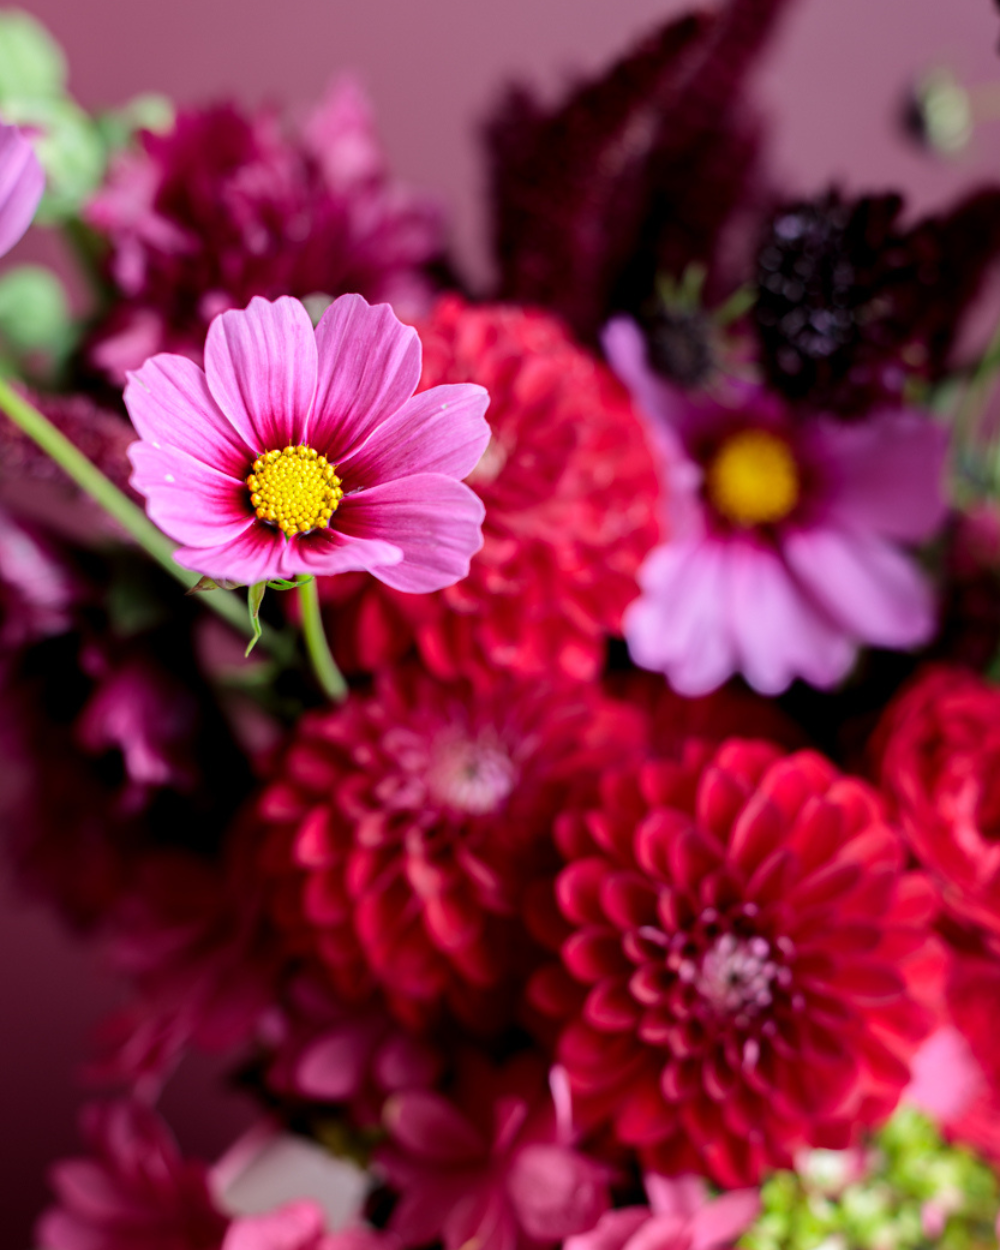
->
531;740;936;1185
485;0;793;345
86;80;444;381
753;188;1000;415
258;664;644;1030
324;298;660;682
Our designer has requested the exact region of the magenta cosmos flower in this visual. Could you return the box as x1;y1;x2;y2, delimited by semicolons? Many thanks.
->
0;119;43;256
603;318;947;696
125;294;490;587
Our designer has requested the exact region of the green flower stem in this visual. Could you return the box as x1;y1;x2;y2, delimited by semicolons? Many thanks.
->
297;574;348;703
0;374;277;649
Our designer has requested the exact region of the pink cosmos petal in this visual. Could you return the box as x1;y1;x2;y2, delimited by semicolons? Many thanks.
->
310;295;421;459
204;296;318;451
223;1200;326;1250
173;522;289;584
687;1192;761;1250
0;122;44;257
276;527;402;578
385;1091;488;1162
726;537;855;694
905;1027;985;1124
815;412;948;542
564;1208;651;1250
645;1176;707;1220
336;475;485;593
624;538;736;696
622;1214;689;1250
128;442;252;547
782;525;936;649
124;353;254;478
602;318;683;459
340;384;491;487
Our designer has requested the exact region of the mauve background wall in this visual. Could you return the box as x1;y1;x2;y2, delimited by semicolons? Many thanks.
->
2;0;999;1242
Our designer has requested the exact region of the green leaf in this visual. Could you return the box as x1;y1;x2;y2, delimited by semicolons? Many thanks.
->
0;264;72;357
0;10;66;101
245;581;267;657
95;92;174;154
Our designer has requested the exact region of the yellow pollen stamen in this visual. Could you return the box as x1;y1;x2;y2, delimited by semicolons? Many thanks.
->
246;443;343;538
706;429;800;528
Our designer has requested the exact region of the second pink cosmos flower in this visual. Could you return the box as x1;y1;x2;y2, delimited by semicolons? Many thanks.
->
125;294;490;589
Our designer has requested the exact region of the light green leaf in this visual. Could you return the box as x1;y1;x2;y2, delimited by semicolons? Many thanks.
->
0;264;71;356
0;9;66;102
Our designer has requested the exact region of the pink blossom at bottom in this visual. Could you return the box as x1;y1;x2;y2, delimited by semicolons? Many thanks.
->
564;1176;759;1250
223;1202;399;1250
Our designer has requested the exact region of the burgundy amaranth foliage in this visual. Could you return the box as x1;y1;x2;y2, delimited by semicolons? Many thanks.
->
529;739;936;1185
486;0;793;344
322;298;660;682
36;1100;229;1250
258;663;646;1031
86;79;444;381
376;1053;611;1250
754;188;1000;416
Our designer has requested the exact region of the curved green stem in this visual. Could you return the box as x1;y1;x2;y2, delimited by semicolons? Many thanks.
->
0;374;283;652
297;574;348;702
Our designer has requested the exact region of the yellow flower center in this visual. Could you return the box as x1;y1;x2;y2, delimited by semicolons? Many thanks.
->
706;429;800;528
246;445;344;538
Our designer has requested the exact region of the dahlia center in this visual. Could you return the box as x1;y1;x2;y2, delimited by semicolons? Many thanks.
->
246;445;343;538
426;731;518;815
690;933;778;1017
706;429;799;527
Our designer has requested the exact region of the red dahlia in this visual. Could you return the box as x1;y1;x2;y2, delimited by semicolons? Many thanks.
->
322;298;661;681
532;739;934;1184
876;665;1000;938
259;665;644;1029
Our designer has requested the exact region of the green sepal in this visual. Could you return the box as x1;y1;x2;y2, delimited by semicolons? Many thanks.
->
266;576;312;591
186;575;244;594
245;581;267;657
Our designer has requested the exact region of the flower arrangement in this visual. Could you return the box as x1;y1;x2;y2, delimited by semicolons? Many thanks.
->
4;3;1000;1249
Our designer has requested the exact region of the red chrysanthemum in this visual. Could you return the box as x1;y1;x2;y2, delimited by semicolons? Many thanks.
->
531;739;935;1185
876;665;1000;939
322;298;661;681
258;664;645;1029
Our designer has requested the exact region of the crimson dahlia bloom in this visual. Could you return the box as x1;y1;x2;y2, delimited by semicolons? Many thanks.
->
876;665;1000;939
376;1054;610;1250
324;298;660;680
259;664;644;1027
534;739;935;1184
125;294;489;586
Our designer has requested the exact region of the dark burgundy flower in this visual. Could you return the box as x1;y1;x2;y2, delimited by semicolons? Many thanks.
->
753;187;1000;415
0;506;76;660
323;298;660;682
485;0;793;344
258;664;644;1029
86;81;443;381
36;1100;229;1250
533;740;935;1184
376;1053;610;1250
875;665;1000;940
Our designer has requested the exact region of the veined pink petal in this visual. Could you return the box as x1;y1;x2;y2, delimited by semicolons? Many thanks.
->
204;296;318;451
726;537;854;694
783;525;936;649
624;538;736;695
815;412;948;542
310;295;421;460
275;527;402;579
124;353;254;477
173;523;289;584
336;475;485;593
128;441;253;546
0;122;43;257
340;383;490;487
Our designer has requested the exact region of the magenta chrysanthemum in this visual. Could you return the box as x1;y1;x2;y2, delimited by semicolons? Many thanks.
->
604;318;948;695
532;739;936;1185
124;294;490;587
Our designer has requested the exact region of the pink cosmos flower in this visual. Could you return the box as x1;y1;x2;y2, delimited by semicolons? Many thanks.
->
124;294;489;587
376;1055;611;1250
603;318;947;695
564;1175;759;1250
0;119;43;256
